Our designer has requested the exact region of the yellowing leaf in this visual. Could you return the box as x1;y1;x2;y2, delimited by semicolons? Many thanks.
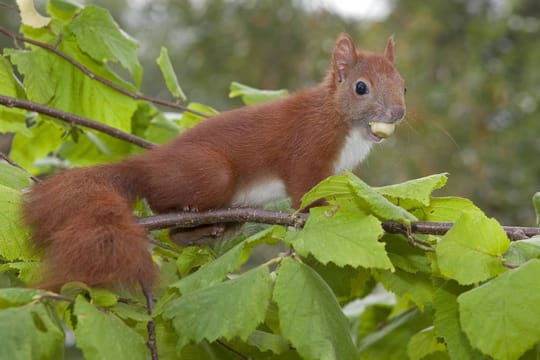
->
16;0;51;28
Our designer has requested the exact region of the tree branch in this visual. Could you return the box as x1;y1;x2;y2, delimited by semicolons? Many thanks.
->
0;94;155;149
137;208;540;241
0;151;41;183
0;26;208;118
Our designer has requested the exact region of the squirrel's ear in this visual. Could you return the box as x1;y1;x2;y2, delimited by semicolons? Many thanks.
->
332;33;358;83
384;35;395;63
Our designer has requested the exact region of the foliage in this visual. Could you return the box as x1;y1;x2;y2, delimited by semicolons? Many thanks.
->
0;2;539;360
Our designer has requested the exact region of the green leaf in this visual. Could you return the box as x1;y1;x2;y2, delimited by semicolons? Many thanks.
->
68;5;143;86
0;288;44;309
247;330;290;355
416;196;483;222
157;47;187;101
73;296;148;360
285;207;392;270
375;173;448;209
170;241;246;295
433;282;485;360
47;0;80;21
173;102;219;135
300;173;417;223
533;192;540;226
436;211;509;285
0;302;64;360
229;81;288;105
305;257;374;304
110;302;151;323
458;260;540;360
163;266;272;350
0;56;29;136
359;308;432;359
375;269;435;311
8;34;139;167
9;120;65;173
407;327;447;360
504;236;540;266
273;258;358;360
89;288;118;307
0;261;40;284
170;227;278;294
0;185;34;261
175;246;214;277
384;234;432;274
0;162;32;191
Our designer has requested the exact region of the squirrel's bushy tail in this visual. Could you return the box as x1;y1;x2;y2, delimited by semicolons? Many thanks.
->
23;163;157;291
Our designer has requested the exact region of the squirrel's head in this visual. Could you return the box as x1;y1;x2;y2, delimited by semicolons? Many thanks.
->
331;33;406;142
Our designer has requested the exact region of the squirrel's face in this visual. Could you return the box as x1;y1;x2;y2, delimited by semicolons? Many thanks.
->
331;34;406;142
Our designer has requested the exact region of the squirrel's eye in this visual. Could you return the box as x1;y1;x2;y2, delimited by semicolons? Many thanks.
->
355;81;369;95
404;87;408;95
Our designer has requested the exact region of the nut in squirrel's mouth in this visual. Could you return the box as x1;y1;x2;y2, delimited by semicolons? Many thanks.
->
368;122;396;142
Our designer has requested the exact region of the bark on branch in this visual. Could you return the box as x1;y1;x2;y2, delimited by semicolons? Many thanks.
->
137;208;540;241
0;95;155;149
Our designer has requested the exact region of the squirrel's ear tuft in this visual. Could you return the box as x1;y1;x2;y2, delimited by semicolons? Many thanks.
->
332;33;358;83
384;35;395;63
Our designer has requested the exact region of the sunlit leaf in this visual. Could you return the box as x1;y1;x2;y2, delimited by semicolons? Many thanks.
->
157;47;186;101
436;211;509;285
229;81;288;105
286;206;392;270
458;260;540;360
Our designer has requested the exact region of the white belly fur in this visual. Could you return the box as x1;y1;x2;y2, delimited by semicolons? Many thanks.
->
231;179;287;207
333;128;372;174
232;129;371;206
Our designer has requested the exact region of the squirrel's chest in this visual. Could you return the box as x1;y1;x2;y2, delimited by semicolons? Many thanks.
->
333;128;372;174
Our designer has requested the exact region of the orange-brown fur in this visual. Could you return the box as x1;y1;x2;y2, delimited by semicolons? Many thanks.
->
23;34;406;291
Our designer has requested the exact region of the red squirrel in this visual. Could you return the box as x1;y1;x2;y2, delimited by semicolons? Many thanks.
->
23;33;406;291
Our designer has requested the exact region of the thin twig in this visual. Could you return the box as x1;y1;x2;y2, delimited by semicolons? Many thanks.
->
0;1;17;11
0;95;155;149
217;340;251;360
0;152;41;183
140;279;159;360
137;208;307;231
150;239;181;254
38;292;75;303
0;26;208;118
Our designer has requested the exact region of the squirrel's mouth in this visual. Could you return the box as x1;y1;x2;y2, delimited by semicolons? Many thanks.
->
367;122;396;142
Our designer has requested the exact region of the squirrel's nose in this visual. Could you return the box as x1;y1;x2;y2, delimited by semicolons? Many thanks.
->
388;106;405;122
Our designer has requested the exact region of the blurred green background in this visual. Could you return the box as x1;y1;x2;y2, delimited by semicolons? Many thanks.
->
1;0;539;225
